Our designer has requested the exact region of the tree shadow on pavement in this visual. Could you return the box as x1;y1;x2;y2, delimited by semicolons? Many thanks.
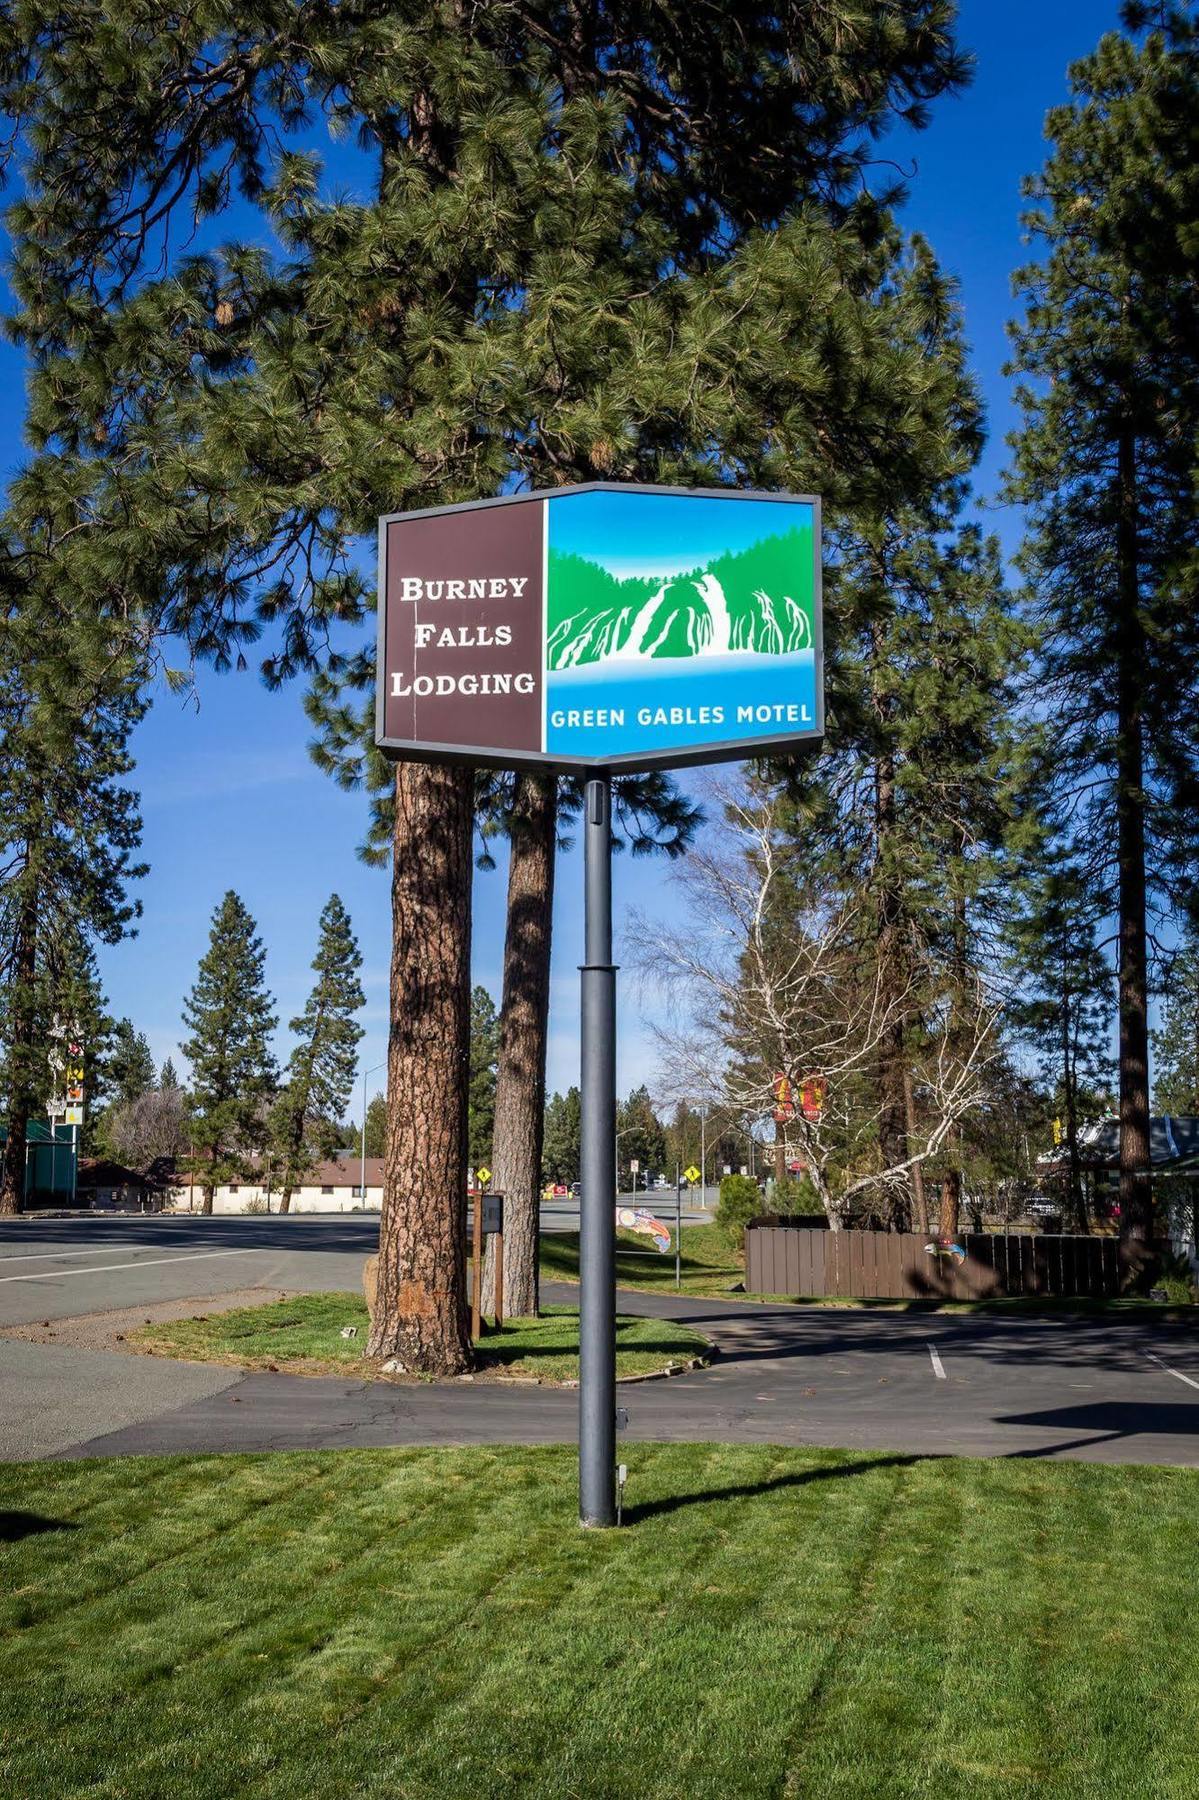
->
623;1452;931;1523
996;1400;1199;1461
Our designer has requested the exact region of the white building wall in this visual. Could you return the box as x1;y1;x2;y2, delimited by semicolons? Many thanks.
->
167;1183;383;1214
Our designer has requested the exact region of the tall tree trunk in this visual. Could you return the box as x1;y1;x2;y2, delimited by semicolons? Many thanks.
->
1115;420;1153;1262
482;773;557;1317
368;762;473;1371
277;1106;306;1216
873;731;910;1225
1062;968;1087;1232
903;1063;928;1234
0;889;39;1216
938;1168;961;1240
0;1112;27;1216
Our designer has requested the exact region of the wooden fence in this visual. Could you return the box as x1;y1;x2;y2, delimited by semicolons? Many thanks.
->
744;1226;1124;1301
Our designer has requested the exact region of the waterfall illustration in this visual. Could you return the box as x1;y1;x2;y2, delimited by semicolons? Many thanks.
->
545;524;814;672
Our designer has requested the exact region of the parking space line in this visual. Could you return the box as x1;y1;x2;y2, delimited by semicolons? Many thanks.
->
1147;1352;1199;1392
927;1342;946;1380
0;1248;265;1285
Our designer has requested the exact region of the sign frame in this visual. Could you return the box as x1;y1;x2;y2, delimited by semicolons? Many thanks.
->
376;482;823;775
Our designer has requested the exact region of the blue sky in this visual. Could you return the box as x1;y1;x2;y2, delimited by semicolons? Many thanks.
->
0;1;1125;1120
549;491;816;582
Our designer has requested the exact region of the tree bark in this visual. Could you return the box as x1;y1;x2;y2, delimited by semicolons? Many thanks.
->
0;1099;29;1216
482;773;557;1317
938;1168;961;1241
874;737;910;1225
1061;965;1088;1232
903;1063;927;1235
368;761;474;1371
0;889;40;1216
278;1188;292;1214
1115;420;1153;1262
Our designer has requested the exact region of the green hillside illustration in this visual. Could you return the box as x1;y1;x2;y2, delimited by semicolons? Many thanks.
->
546;527;814;670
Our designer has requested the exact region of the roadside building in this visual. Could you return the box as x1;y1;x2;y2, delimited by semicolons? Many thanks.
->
164;1154;384;1214
1038;1115;1199;1255
0;1120;77;1206
75;1158;160;1211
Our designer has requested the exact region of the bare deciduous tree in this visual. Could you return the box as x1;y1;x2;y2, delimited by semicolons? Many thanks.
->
630;780;1002;1228
103;1086;190;1169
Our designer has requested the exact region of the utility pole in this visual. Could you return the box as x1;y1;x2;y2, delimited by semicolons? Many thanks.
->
700;1104;707;1209
360;1058;386;1206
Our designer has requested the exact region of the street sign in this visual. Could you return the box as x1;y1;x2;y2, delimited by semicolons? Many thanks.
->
476;1166;491;1187
377;484;822;775
683;1164;701;1185
628;1158;639;1174
64;1105;82;1126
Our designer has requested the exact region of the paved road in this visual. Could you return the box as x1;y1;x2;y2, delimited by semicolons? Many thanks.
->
3;1215;1199;1466
0;1202;703;1328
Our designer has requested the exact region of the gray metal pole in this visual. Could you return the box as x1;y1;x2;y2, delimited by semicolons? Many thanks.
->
580;772;617;1528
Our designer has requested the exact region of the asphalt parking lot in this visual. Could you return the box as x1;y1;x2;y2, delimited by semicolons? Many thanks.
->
2;1213;1198;1466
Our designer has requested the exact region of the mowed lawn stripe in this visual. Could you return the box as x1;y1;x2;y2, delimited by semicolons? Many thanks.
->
4;1446;1199;1798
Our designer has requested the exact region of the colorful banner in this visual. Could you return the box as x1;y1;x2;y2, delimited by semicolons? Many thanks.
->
616;1206;672;1254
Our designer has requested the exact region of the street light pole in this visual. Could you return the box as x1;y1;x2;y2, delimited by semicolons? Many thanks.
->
580;772;617;1529
360;1058;386;1207
700;1104;707;1210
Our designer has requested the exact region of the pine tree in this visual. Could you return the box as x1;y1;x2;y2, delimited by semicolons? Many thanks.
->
542;1088;582;1187
106;1020;155;1108
467;986;499;1171
159;1057;180;1091
0;1;973;1361
271;895;364;1213
768;494;1031;1230
1009;858;1116;1227
363;1092;388;1159
0;579;146;1214
1006;5;1199;1253
616;1087;669;1188
1152;927;1199;1115
180;892;278;1214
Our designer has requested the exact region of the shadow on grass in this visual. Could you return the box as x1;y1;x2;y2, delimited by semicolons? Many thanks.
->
0;1511;78;1543
623;1453;932;1523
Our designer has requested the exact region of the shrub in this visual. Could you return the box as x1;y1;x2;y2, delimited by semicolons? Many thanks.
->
716;1174;763;1250
1153;1250;1197;1305
772;1173;821;1213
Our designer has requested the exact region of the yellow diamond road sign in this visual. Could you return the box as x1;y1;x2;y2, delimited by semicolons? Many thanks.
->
684;1165;701;1184
476;1167;491;1186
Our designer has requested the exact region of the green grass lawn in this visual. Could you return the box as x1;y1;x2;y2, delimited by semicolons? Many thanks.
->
133;1294;708;1383
3;1445;1198;1798
541;1224;744;1297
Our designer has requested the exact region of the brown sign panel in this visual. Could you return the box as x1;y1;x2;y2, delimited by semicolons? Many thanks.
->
380;499;543;757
